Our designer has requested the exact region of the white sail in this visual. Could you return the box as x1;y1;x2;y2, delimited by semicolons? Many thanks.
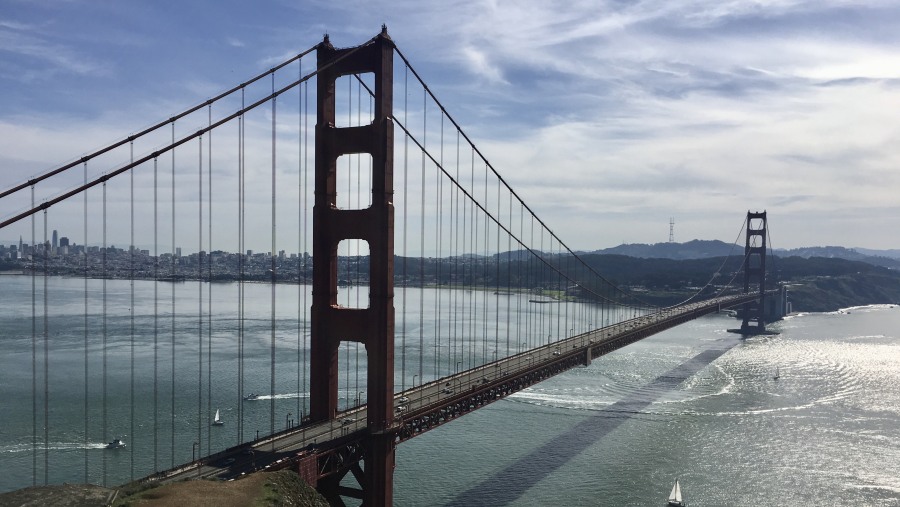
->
214;409;220;422
669;479;682;502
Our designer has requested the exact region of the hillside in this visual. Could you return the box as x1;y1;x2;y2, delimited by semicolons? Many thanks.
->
587;240;900;269
0;470;329;507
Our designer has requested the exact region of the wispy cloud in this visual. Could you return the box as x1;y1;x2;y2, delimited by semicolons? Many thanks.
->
0;23;106;79
2;1;900;248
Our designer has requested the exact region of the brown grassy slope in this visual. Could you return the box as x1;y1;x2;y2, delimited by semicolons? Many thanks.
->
115;470;329;507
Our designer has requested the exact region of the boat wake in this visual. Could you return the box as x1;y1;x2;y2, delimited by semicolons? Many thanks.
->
244;392;310;401
1;442;109;453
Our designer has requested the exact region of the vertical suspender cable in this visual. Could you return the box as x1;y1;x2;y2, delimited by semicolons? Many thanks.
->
401;65;408;390
197;135;204;456
528;215;534;350
207;105;213;456
31;185;36;486
553;237;559;341
297;60;303;422
354;78;361;403
436;115;443;376
419;87;425;383
468;150;478;368
506;186;512;355
453;131;460;370
101;176;108;485
345;76;352;407
130;140;135;480
83;163;89;482
43;209;49;485
153;157;159;471
238;88;245;443
171;122;176;467
482;163;489;361
517;203;523;352
540;227;545;345
564;250;570;339
495;175;500;357
270;74;277;439
102;173;108;485
348;80;353;404
302;79;309;421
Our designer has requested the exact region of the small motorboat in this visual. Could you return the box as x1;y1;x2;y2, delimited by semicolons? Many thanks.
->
106;438;126;449
667;478;686;506
243;393;259;401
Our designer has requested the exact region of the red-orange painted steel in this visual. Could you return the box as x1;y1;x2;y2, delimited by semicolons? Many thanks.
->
311;27;396;506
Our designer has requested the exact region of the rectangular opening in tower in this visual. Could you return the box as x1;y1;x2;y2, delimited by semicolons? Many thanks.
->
336;153;373;210
334;74;376;128
749;217;766;230
337;341;368;411
337;238;370;308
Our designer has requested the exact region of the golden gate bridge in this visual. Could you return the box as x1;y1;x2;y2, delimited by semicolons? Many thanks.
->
0;27;782;505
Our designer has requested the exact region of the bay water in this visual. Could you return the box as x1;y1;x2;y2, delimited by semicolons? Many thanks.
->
1;275;898;505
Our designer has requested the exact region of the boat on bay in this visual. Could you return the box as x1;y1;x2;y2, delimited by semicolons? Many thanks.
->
667;478;686;506
244;393;259;401
106;438;126;449
212;408;224;426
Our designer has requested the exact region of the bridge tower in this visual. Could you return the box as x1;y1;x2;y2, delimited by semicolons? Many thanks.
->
740;211;767;334
310;28;396;505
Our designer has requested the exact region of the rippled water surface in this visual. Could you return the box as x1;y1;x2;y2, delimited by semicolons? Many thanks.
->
395;305;900;506
1;273;898;505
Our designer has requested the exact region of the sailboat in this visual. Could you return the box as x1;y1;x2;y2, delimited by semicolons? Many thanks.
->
212;409;224;426
773;367;780;380
667;478;686;506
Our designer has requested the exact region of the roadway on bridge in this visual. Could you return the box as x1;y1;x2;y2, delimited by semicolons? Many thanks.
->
151;294;755;485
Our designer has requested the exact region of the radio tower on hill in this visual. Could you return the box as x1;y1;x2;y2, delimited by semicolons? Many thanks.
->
669;217;675;243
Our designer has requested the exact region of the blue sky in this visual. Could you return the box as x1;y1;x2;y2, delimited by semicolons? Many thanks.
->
2;0;900;251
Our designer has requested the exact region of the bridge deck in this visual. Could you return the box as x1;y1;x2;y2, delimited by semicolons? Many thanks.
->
145;292;762;485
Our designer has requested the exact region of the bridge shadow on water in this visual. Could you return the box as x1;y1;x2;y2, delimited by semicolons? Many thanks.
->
445;338;741;507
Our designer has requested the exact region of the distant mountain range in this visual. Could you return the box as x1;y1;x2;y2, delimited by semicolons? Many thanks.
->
586;240;900;269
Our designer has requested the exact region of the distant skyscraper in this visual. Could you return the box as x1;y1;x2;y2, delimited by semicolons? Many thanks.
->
59;237;69;247
52;230;58;249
